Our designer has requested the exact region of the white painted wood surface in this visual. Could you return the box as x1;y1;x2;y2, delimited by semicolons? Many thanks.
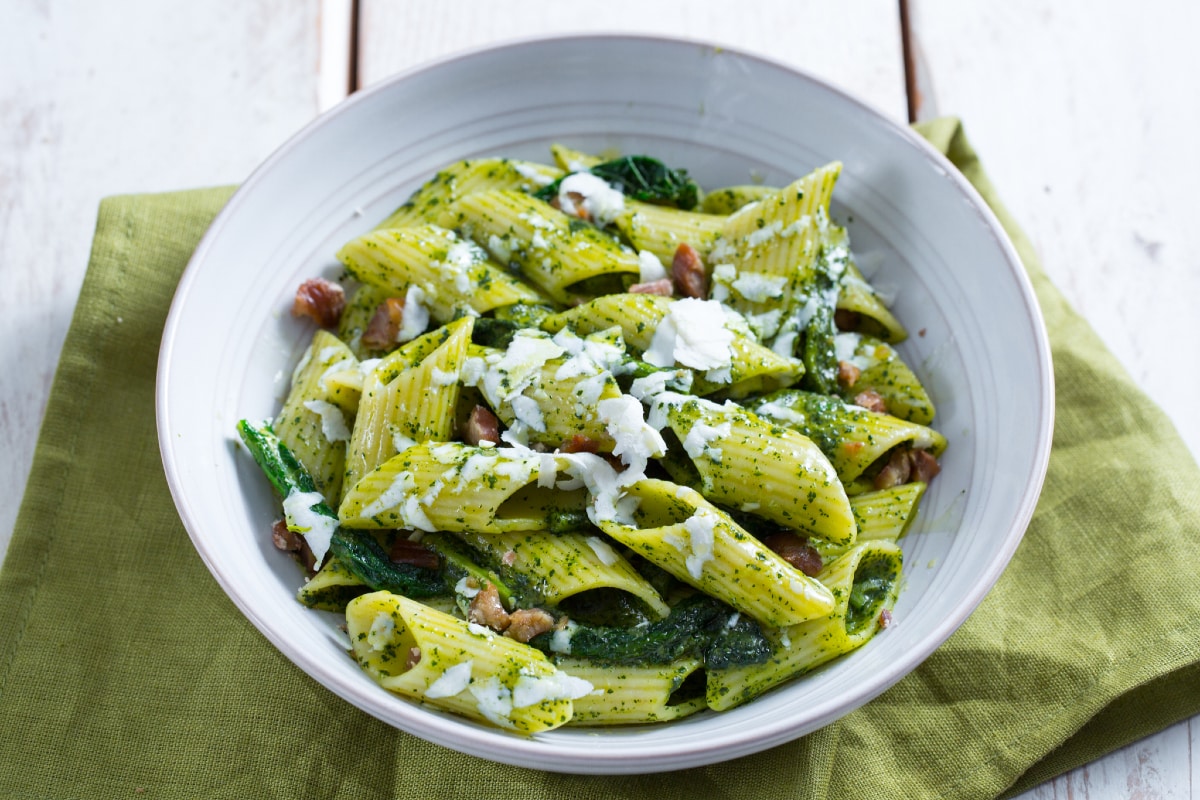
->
1;1;1193;795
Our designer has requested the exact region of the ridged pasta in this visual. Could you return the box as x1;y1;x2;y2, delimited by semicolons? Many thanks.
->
595;479;836;628
347;591;591;732
706;540;902;711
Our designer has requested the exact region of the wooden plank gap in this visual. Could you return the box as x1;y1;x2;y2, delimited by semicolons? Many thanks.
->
348;0;361;93
898;0;918;123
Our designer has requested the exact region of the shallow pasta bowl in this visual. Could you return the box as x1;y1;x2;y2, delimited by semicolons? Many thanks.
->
156;34;1053;773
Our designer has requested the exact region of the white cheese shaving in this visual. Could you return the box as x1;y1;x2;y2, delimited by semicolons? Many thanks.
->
398;285;430;342
430;367;459;386
682;420;731;464
454;576;481;598
281;489;336;569
596;395;666;474
643;298;734;372
731;272;787;303
366;612;395;653
512;162;554;186
426;661;474;699
302;399;350;443
637;249;668;282
468;676;515;728
512;671;594;709
509;395;546;433
585;535;620;566
681;509;718;579
557;172;626;226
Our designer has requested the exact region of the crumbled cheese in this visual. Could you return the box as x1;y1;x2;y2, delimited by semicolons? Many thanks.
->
585;535;620;566
366;612;395;652
476;331;565;408
454;576;481;598
834;332;873;370
512;161;554;186
398;286;430;342
512;670;594;708
628;369;692;401
754;401;807;427
303;399;350;442
282;490;336;568
426;661;474;698
731;272;787;303
643;298;734;372
391;431;418;454
430;367;459;387
682;420;732;464
468;676;515;728
637;250;668;282
746;220;784;247
596;395;666;474
487;234;513;264
681;509;718;579
509;395;546;433
557;172;626;226
358;470;436;532
440;241;479;294
549;621;579;654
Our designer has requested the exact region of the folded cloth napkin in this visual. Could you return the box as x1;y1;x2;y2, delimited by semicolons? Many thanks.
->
1;118;1198;799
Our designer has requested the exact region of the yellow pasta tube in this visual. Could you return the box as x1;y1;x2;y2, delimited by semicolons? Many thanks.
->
275;330;359;505
611;200;725;264
595;479;835;628
654;394;857;544
377;158;562;229
452;529;671;619
339;442;584;534
748;389;946;484
343;318;472;494
337;224;543;319
347;591;592;732
542;294;803;398
706;539;902;711
708;163;843;343
556;657;707;724
446;189;641;303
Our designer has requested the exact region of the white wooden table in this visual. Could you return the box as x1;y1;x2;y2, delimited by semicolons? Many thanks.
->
3;2;1196;795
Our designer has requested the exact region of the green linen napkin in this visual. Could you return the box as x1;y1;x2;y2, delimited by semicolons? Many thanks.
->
2;119;1198;799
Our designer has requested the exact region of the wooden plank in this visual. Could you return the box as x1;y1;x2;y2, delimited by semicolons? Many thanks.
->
908;2;1198;797
0;0;349;562
356;0;908;123
908;0;1200;464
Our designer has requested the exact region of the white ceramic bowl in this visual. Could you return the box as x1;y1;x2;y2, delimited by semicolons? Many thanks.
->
157;34;1053;774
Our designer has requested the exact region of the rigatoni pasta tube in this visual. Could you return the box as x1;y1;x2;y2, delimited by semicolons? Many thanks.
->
594;479;835;628
556;657;707;724
346;591;592;732
274;330;358;506
653;393;857;545
706;540;902;711
339;442;584;534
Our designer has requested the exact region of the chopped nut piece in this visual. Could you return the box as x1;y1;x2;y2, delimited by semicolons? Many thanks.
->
292;277;345;328
837;360;862;388
671;243;707;298
628;278;673;296
505;609;556;643
854;389;887;414
463;405;501;446
361;297;405;349
468;583;510;632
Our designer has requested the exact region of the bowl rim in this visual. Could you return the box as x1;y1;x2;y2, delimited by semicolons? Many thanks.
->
157;31;1055;773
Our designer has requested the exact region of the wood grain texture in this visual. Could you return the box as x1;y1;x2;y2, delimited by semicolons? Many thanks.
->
0;0;344;563
356;0;909;123
909;2;1197;797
